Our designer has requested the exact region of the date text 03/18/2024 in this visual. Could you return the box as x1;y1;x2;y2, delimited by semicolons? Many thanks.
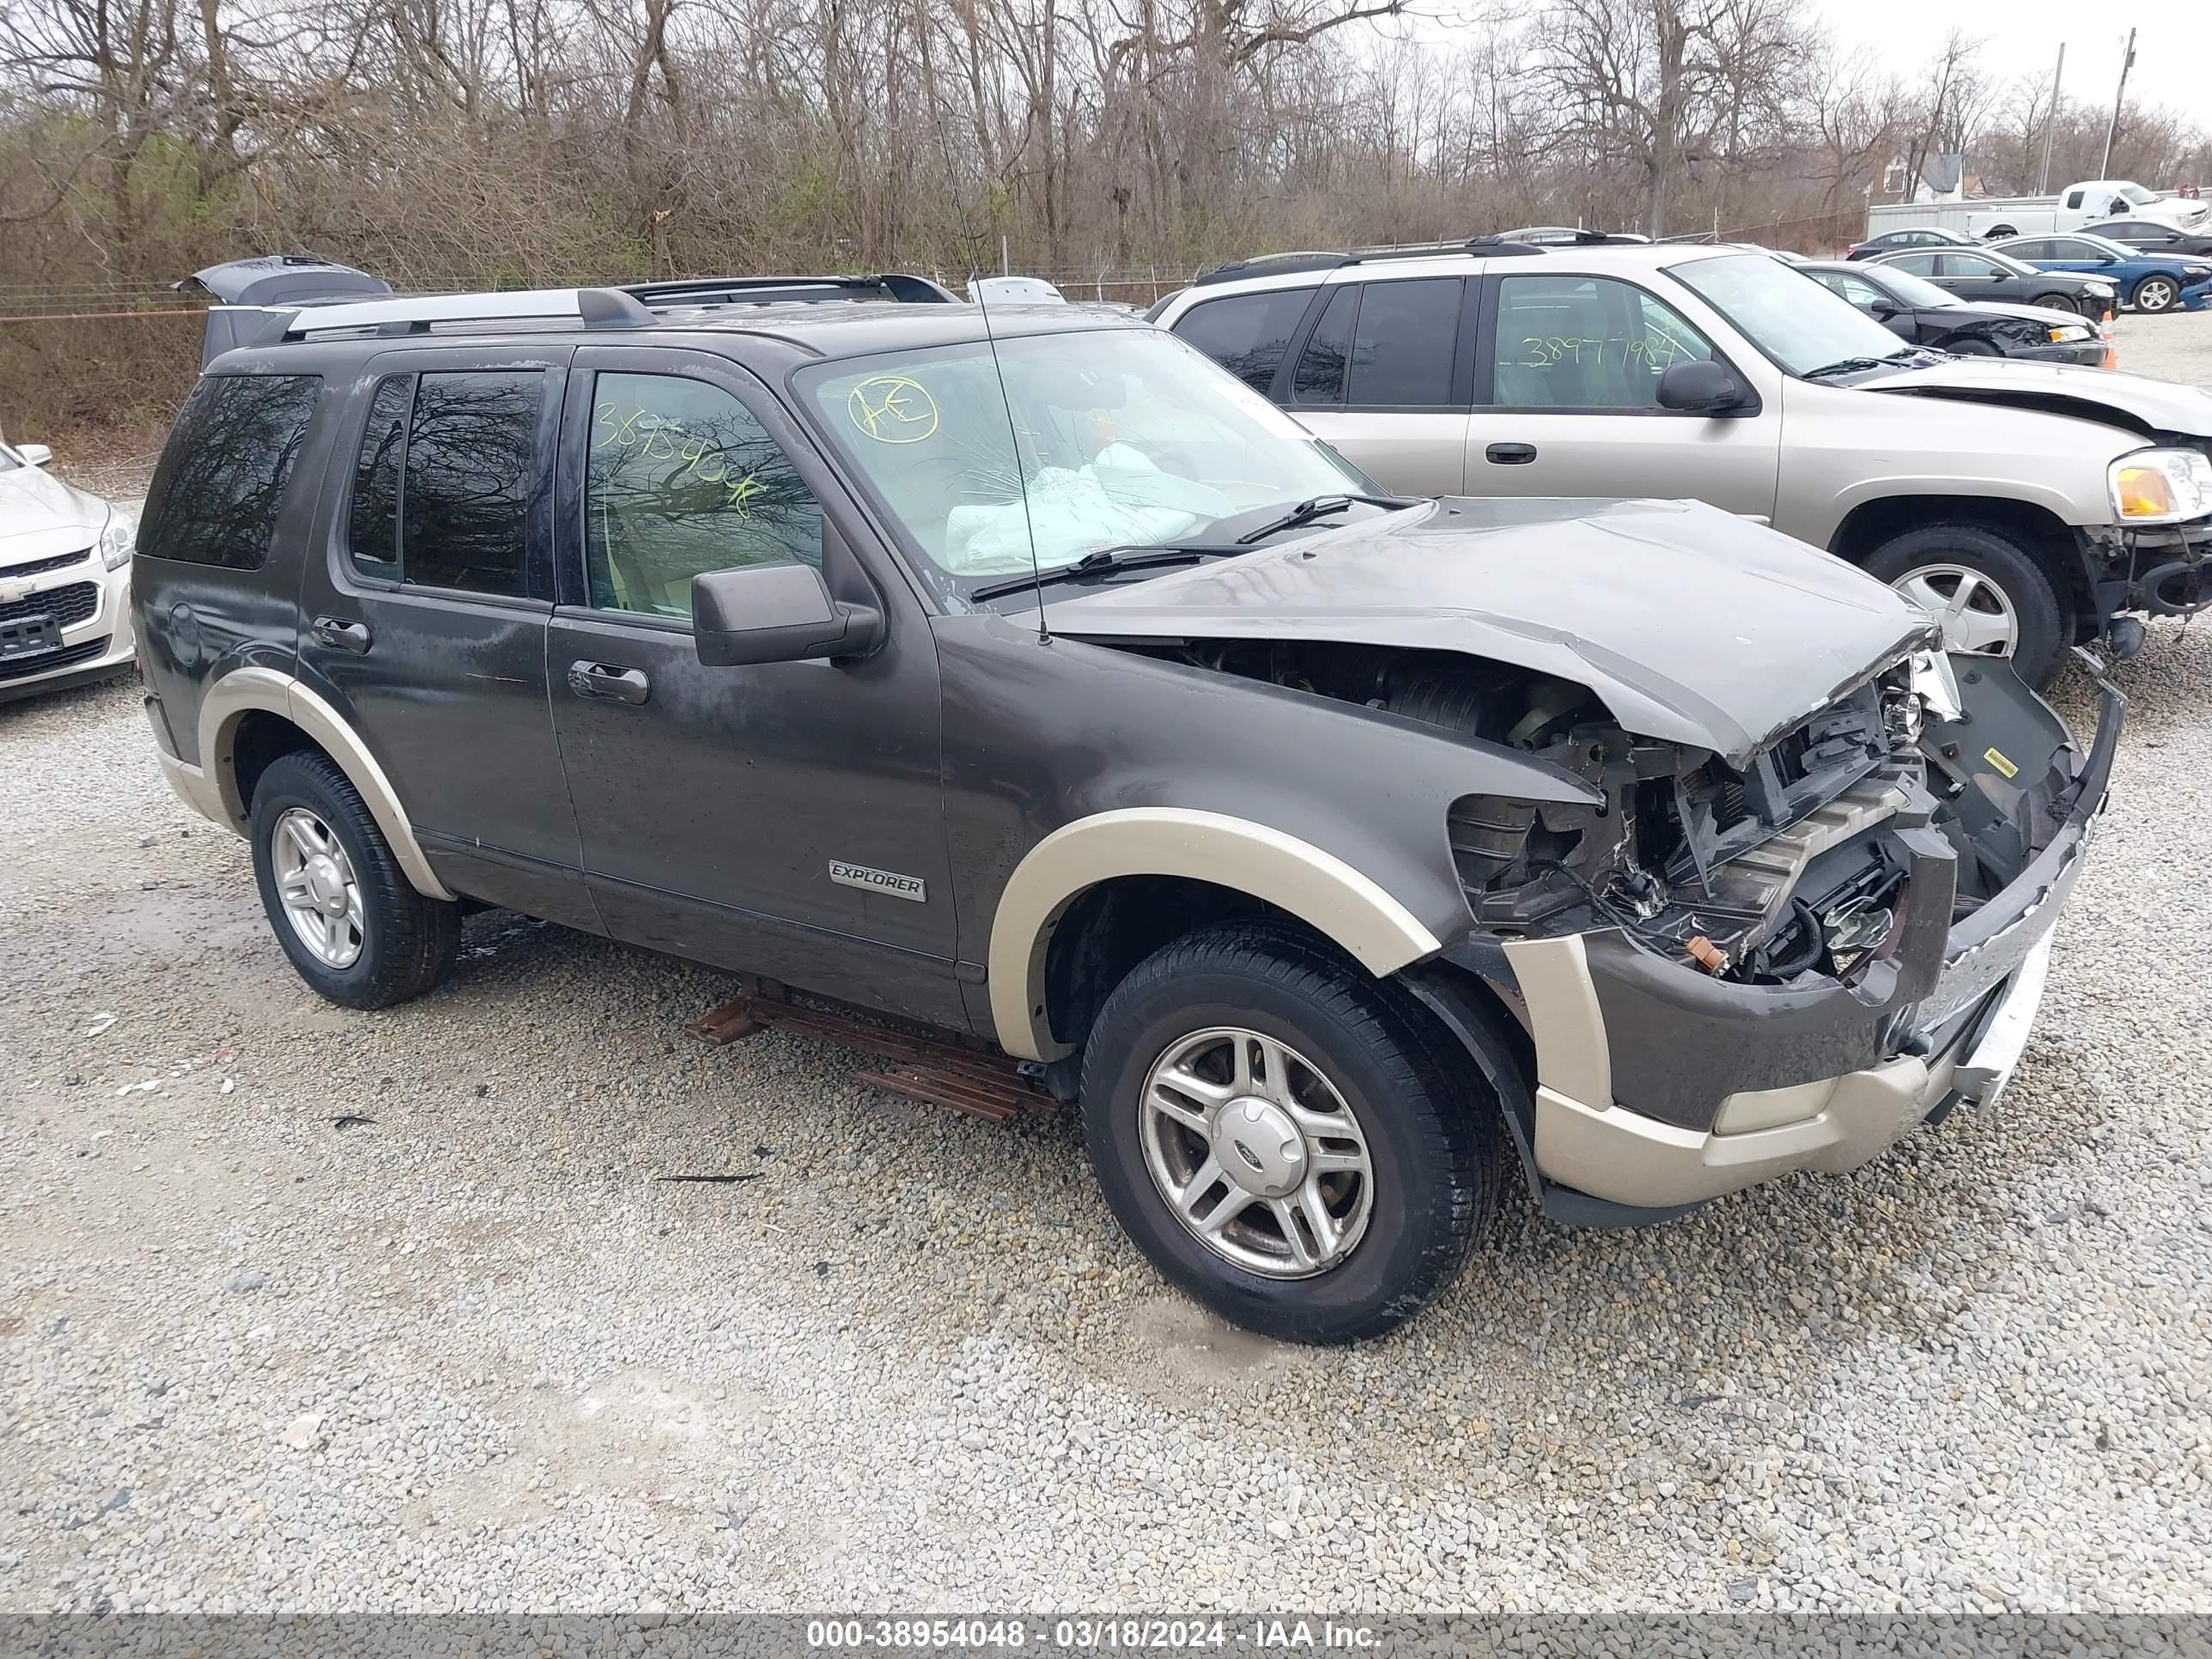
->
805;1619;1382;1650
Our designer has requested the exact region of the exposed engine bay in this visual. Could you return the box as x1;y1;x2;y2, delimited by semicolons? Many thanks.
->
1128;638;2081;989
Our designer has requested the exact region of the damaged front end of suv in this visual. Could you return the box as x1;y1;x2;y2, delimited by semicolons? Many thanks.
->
1052;495;2122;1222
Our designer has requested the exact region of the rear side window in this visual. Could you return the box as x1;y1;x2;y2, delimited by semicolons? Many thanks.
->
2005;240;2057;260
1170;289;1315;395
1346;278;1461;406
403;371;544;596
341;370;548;596
141;374;322;568
1293;287;1356;403
346;376;409;582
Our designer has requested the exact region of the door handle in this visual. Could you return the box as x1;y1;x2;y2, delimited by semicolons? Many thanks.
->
312;616;372;653
567;660;650;706
1485;442;1538;465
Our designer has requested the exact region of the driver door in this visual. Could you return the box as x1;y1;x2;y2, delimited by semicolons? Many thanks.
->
1464;272;1780;520
546;345;964;1025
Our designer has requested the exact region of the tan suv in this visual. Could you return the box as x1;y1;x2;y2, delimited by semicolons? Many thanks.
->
1155;239;2212;686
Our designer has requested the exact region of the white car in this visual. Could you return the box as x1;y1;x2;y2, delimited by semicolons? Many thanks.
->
0;439;137;704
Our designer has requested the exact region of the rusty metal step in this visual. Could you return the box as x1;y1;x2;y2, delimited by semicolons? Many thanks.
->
687;983;1051;1122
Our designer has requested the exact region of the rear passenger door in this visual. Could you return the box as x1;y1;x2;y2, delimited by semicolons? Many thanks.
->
1275;277;1472;496
295;346;596;928
1464;272;1779;520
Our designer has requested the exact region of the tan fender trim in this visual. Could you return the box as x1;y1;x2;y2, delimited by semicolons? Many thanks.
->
1499;933;1612;1109
987;807;1443;1061
194;666;456;901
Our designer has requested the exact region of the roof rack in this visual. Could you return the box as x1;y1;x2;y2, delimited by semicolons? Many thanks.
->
281;286;653;339
625;273;957;307
1192;236;1546;286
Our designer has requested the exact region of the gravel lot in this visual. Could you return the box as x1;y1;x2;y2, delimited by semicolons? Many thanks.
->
4;324;2211;1620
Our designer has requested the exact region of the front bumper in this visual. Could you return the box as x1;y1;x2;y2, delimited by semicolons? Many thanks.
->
0;555;134;706
1488;665;2121;1214
2179;279;2212;313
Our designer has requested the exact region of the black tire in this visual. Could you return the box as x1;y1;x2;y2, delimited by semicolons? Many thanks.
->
1942;335;2000;356
1079;921;1499;1344
1984;224;2018;240
2131;275;2180;313
249;750;460;1009
2031;292;2079;316
1859;522;2067;688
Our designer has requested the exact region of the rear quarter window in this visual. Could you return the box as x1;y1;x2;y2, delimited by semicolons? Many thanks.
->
1170;289;1316;395
140;374;323;569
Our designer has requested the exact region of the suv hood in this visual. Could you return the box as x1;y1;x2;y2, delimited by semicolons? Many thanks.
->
1045;496;1931;768
1860;357;2212;438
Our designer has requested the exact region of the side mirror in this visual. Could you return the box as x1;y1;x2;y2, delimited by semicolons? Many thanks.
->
691;562;884;668
1655;360;1748;415
16;442;52;467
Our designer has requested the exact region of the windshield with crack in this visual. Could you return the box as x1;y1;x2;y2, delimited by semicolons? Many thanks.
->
1674;252;1915;377
797;327;1367;606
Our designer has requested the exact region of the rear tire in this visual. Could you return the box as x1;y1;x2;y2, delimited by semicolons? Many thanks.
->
1861;523;2066;687
249;750;461;1009
1079;921;1498;1344
2132;276;2180;313
1983;224;2018;240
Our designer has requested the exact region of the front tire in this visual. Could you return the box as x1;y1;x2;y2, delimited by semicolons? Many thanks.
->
1079;921;1498;1344
1860;523;2066;687
2032;293;2079;315
2132;275;2180;313
250;750;460;1009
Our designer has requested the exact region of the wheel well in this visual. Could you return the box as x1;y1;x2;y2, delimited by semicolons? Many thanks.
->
1042;876;1326;1052
1828;495;2087;634
228;710;324;817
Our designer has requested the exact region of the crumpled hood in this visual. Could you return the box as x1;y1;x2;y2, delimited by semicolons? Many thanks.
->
0;462;108;564
1859;357;2212;438
1045;496;1932;768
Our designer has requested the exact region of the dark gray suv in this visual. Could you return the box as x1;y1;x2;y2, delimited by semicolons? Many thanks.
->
136;276;2119;1342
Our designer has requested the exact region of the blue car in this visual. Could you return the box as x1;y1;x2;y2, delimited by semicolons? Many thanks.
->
1990;232;2212;314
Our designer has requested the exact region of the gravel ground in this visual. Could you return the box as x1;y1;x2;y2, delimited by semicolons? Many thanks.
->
5;328;2211;1621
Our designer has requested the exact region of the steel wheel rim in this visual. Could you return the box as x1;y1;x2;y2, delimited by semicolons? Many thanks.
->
2137;279;2175;311
1138;1025;1375;1279
1891;563;2019;657
271;806;365;968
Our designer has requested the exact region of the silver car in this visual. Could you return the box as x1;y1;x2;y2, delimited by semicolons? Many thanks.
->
0;438;137;703
1155;241;2212;684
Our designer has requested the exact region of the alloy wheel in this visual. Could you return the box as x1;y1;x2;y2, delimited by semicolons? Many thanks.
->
270;806;366;968
1139;1025;1375;1279
1891;564;2020;657
2135;277;2178;313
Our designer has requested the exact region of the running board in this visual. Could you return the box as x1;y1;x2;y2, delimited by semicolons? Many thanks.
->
687;980;1051;1123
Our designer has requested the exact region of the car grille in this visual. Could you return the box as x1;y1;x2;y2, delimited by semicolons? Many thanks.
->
0;580;98;629
0;634;110;683
0;548;90;579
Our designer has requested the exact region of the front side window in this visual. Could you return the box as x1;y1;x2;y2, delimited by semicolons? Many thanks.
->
1171;289;1316;396
586;373;822;618
2004;240;2057;260
141;374;322;568
796;328;1366;599
1813;271;1889;312
2045;240;2101;259
400;370;546;597
1345;278;1461;406
1886;252;1942;276
1491;275;1716;408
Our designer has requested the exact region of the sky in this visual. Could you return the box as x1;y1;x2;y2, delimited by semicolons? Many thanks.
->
1811;0;2203;132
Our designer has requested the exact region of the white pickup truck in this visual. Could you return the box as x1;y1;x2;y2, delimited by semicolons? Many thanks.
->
1867;180;2209;243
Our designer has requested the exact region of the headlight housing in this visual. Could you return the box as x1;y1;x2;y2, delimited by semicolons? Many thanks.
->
2185;265;2212;281
2048;325;2092;342
2087;282;2118;297
97;506;137;571
2110;448;2212;525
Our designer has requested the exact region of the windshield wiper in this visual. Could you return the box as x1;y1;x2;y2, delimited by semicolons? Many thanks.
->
1802;349;1923;381
1232;492;1413;546
969;545;1215;603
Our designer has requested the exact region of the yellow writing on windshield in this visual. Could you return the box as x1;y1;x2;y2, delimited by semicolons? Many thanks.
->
846;375;939;443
